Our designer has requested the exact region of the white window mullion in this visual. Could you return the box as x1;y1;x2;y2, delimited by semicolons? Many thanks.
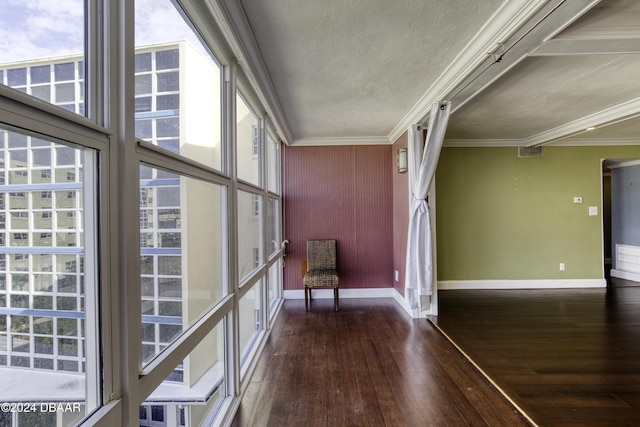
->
226;63;241;400
259;118;269;331
83;148;100;411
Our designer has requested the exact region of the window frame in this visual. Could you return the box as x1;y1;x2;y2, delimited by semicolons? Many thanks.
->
0;0;286;424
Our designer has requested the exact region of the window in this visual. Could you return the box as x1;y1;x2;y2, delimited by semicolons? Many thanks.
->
0;2;85;117
142;322;225;426
266;130;281;194
0;127;99;424
251;125;259;158
267;197;279;256
132;42;222;171
253;194;260;216
0;0;284;424
237;191;262;281
139;166;225;366
239;282;262;371
236;93;261;186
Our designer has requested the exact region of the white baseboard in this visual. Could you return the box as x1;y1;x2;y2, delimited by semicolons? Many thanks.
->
610;269;640;283
282;279;607;318
438;279;606;290
392;288;415;315
283;287;432;318
283;287;394;300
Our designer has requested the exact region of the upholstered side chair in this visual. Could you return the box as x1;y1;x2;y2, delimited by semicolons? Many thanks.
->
302;239;339;311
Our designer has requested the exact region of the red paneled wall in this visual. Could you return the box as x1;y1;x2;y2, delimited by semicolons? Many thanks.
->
392;131;409;295
283;144;393;290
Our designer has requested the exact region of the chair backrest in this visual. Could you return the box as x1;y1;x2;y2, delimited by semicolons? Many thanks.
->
307;239;337;270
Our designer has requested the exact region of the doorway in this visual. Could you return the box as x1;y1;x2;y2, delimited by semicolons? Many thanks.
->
602;161;612;282
602;158;640;286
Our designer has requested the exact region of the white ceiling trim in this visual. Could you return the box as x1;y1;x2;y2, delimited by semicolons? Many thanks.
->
206;0;294;144
387;0;561;144
531;37;640;56
445;137;640;148
525;97;640;147
444;139;523;147
291;137;391;147
604;159;640;169
556;138;640;146
554;26;640;40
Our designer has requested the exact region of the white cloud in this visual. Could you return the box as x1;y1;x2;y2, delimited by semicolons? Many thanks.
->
135;0;204;49
0;0;206;64
0;0;84;63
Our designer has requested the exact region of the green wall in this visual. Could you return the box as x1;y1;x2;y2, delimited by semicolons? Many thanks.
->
435;145;640;281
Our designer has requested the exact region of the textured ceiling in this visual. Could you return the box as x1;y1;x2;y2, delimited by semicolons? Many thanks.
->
238;0;640;147
241;0;504;141
446;0;640;146
446;54;640;140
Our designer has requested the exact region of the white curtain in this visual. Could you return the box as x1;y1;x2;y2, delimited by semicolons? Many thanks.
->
405;102;450;310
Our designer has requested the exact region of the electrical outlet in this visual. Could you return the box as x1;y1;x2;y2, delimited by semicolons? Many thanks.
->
560;263;565;271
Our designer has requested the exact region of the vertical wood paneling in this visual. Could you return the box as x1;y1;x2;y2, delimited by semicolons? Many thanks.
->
283;145;393;290
392;131;409;295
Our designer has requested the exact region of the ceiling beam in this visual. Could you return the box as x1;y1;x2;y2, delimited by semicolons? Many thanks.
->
387;0;602;143
444;137;640;148
531;37;640;56
525;97;640;147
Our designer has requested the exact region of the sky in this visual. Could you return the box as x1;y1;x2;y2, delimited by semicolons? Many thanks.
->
0;0;205;64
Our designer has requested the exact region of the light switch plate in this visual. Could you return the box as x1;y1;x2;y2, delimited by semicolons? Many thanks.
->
573;196;583;204
589;206;598;216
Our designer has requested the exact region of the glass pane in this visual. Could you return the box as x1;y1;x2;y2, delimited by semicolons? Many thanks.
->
0;127;98;424
237;191;261;281
268;261;282;318
140;166;225;366
239;281;262;369
266;198;279;256
236;93;261;186
135;0;223;171
141;321;225;426
267;131;280;194
0;3;86;117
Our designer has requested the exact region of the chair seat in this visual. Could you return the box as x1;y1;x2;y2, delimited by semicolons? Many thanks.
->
303;269;339;289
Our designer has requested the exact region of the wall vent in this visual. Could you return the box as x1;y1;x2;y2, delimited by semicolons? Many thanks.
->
518;146;543;158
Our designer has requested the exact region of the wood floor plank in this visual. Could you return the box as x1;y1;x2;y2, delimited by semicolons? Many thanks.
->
435;280;640;427
231;298;530;427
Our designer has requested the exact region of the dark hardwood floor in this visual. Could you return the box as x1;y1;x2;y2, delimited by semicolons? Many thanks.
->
433;280;640;427
231;298;530;427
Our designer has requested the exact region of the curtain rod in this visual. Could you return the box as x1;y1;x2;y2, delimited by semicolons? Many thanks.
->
443;0;566;106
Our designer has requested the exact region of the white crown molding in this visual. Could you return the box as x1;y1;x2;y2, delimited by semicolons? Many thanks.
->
388;0;569;143
553;138;640;146
604;159;640;169
525;97;640;147
438;279;606;290
444;137;640;148
531;37;640;56
444;139;523;147
554;26;640;40
290;136;391;147
207;0;294;144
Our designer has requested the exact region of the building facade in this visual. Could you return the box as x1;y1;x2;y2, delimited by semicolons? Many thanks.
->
0;38;278;426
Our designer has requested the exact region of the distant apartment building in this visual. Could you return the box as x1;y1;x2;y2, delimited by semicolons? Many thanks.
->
0;41;262;427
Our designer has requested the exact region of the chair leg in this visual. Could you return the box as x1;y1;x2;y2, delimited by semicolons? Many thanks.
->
334;287;339;311
304;287;309;311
